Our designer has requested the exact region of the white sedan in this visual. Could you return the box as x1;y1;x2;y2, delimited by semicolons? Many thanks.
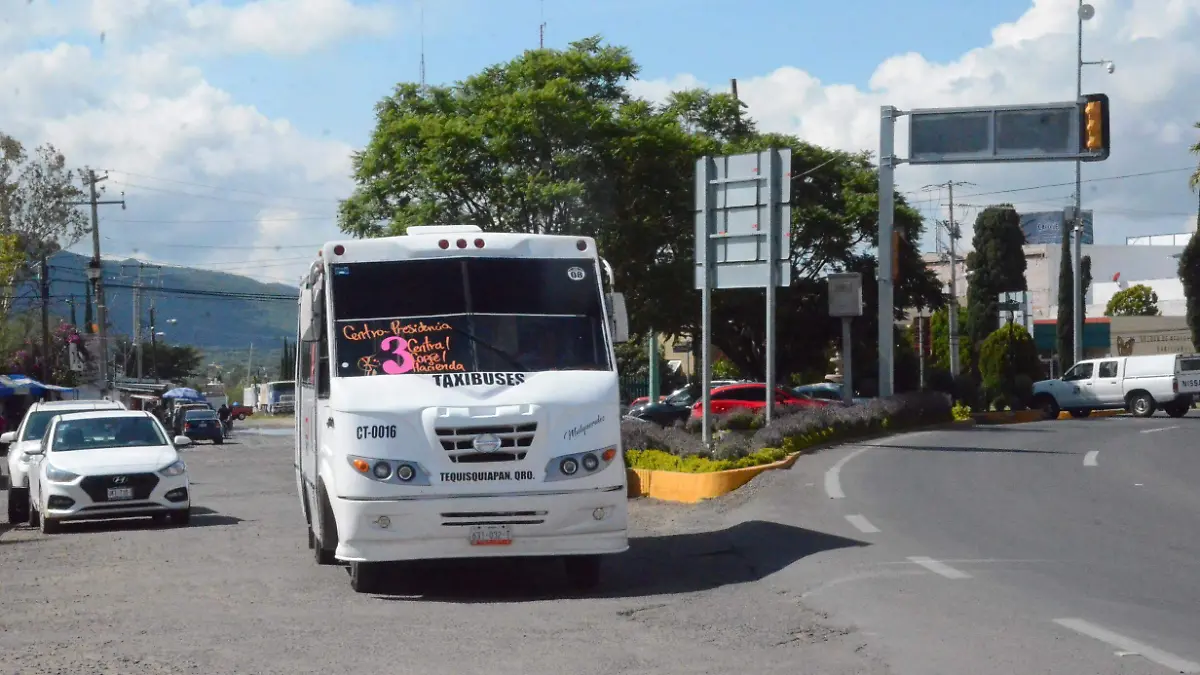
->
26;410;193;534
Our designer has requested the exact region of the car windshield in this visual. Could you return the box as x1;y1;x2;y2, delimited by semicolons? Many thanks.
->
331;257;612;377
50;416;167;452
20;408;110;441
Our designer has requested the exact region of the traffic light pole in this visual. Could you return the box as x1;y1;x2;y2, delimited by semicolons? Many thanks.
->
1072;6;1085;365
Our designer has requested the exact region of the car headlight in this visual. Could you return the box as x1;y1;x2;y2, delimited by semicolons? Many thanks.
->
44;464;80;483
346;455;431;486
158;460;187;477
544;446;619;482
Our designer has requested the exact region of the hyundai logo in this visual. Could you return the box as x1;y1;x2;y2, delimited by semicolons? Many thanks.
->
111;476;128;484
472;434;502;453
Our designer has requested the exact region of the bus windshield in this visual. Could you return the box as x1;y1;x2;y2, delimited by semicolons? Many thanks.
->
330;257;612;377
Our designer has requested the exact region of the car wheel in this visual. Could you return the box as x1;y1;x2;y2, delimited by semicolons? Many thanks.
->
1164;402;1189;418
1068;408;1091;418
237;413;247;421
1128;392;1156;418
7;486;29;524
350;561;384;594
39;509;60;535
171;508;190;526
213;437;224;445
563;555;601;591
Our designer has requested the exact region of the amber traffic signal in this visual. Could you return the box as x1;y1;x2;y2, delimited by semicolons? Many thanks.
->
1078;93;1110;161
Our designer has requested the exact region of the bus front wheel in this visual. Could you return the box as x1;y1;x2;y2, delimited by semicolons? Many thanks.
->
563;555;601;591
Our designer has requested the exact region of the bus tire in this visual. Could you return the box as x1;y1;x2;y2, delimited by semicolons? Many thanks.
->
313;483;338;566
350;561;383;594
563;555;601;591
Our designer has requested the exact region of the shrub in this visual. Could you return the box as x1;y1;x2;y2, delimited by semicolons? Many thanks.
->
951;402;972;421
979;323;1042;409
619;391;954;474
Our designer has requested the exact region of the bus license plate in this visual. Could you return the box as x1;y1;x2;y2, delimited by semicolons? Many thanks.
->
107;487;134;501
469;524;512;546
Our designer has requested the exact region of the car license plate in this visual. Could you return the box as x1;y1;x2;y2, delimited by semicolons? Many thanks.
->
107;487;134;501
468;524;512;546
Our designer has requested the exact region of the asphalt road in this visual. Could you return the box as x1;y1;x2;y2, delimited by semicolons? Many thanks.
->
0;429;889;675
4;416;1197;674
809;414;1200;675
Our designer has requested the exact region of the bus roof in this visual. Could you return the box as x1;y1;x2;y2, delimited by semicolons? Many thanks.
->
310;230;599;271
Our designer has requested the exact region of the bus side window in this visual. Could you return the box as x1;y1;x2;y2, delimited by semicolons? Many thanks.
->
316;289;330;399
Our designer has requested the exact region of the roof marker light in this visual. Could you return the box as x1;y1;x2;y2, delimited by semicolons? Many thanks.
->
456;239;467;249
333;244;345;256
474;238;484;248
438;239;449;249
576;239;587;251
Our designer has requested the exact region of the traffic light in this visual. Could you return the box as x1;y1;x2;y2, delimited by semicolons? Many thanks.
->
1078;93;1110;161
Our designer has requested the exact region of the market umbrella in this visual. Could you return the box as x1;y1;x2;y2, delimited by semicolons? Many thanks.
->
161;387;206;402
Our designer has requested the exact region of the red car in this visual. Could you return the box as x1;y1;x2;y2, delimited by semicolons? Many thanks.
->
689;383;827;419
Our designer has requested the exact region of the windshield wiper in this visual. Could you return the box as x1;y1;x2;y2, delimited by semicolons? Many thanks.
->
444;324;529;372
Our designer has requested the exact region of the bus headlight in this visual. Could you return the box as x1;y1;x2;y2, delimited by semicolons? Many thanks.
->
544;446;618;482
347;455;431;486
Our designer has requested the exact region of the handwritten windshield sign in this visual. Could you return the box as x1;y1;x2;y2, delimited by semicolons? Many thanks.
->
342;320;466;375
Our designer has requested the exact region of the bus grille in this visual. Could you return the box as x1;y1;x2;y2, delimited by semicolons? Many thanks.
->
435;422;537;463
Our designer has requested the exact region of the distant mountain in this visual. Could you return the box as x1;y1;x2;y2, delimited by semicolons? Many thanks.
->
20;251;299;352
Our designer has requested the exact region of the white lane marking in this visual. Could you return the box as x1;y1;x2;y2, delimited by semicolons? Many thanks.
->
824;446;872;499
1140;425;1180;434
1083;450;1099;467
906;556;972;579
844;514;880;533
1053;618;1200;673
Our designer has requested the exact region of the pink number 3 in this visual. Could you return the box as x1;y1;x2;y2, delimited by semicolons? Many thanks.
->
379;336;416;374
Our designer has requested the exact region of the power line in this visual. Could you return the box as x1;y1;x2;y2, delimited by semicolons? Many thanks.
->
928;166;1194;201
103;169;340;204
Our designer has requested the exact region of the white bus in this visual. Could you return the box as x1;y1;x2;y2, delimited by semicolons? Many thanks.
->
294;225;631;594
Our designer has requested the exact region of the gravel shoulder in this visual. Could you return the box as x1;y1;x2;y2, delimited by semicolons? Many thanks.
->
0;433;891;675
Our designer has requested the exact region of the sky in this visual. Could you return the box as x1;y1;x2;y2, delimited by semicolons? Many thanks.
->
2;0;1199;293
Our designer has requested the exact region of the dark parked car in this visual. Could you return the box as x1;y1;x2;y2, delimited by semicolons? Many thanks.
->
182;409;224;444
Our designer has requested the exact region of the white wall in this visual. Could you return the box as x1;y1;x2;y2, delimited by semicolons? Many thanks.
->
1092;278;1186;317
925;244;1185;319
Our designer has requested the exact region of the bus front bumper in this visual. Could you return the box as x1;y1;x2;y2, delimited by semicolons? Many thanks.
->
329;485;629;563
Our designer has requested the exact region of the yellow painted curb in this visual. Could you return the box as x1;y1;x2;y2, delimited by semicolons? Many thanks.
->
1056;409;1126;419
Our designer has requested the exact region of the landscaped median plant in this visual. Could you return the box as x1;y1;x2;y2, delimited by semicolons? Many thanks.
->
952;402;973;421
621;391;954;474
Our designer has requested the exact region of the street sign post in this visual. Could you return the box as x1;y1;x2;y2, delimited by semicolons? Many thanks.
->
828;272;862;405
877;95;1110;396
695;149;792;446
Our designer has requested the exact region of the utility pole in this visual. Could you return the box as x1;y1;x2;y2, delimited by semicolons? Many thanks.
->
70;169;125;393
133;263;144;380
539;0;546;48
39;254;50;383
149;306;158;379
921;180;973;376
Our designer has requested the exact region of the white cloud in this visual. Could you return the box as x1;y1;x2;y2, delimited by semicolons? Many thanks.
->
631;0;1200;250
1;0;382;289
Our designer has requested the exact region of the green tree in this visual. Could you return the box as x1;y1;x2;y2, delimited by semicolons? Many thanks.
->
1105;283;1160;317
978;322;1042;409
1181;232;1200;350
1080;254;1092;322
965;205;1026;368
929;304;970;372
115;337;203;382
1056;231;1074;371
337;38;942;387
0;133;87;322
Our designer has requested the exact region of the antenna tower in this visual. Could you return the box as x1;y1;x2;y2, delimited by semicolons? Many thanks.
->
419;4;426;87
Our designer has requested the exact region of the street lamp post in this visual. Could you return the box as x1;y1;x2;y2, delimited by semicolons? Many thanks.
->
1073;1;1114;364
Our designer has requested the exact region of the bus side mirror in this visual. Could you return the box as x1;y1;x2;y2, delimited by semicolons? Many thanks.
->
607;292;629;343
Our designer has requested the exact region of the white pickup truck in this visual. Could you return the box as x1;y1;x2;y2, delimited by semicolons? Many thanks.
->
1031;353;1200;419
